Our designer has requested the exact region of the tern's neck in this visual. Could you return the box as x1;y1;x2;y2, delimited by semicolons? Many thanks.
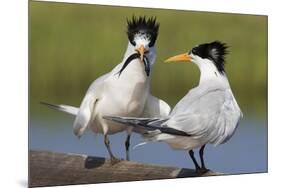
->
123;42;136;59
197;61;229;87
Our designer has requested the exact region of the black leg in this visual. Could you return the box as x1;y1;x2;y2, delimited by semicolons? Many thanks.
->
199;145;209;173
104;135;119;164
125;134;131;160
188;150;200;170
199;145;206;169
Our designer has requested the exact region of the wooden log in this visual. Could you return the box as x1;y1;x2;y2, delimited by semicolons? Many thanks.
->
29;150;222;187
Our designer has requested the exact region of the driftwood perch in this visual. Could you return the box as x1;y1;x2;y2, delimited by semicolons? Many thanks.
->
29;150;222;187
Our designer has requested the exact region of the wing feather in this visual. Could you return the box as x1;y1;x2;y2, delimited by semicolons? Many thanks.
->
73;73;109;138
166;88;241;145
142;95;171;118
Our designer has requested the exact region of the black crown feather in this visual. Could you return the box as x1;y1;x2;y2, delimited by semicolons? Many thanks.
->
191;41;229;73
127;16;159;47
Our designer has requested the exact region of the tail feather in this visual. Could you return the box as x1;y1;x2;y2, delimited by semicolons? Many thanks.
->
103;116;162;129
41;102;78;116
103;116;190;137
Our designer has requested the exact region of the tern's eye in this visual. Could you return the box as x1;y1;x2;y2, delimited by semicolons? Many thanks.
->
132;41;136;46
192;48;197;54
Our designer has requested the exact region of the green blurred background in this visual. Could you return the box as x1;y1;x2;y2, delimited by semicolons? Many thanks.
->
29;1;267;118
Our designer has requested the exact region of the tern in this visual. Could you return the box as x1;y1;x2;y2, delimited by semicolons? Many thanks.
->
42;16;171;163
104;41;242;171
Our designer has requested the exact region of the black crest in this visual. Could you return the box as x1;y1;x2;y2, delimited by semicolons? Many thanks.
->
127;16;159;47
190;41;228;73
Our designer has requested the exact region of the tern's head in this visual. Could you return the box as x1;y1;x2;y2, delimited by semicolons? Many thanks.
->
165;41;228;74
127;16;159;50
118;16;159;77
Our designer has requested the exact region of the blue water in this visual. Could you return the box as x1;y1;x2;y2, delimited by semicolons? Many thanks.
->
29;113;267;174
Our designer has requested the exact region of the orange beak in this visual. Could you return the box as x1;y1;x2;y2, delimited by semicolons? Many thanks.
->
164;53;192;63
135;45;146;63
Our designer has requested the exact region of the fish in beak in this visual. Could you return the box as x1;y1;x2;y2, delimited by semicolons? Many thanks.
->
135;45;146;63
135;45;150;76
117;45;150;77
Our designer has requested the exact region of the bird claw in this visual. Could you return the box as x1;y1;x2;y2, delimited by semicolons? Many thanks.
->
196;168;210;175
110;157;122;165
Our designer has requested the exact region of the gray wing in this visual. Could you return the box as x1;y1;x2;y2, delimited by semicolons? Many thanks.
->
171;81;224;115
73;73;110;137
166;88;241;145
142;95;171;118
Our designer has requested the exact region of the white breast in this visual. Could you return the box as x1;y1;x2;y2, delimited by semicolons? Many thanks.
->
89;59;150;135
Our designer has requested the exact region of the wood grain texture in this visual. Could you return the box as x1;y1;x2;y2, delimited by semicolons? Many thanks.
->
29;150;222;187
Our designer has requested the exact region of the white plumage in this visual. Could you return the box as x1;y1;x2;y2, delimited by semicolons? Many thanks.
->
73;43;171;137
42;16;171;162
148;80;241;150
105;41;242;172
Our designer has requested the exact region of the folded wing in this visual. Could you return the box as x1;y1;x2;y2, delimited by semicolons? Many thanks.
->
142;95;171;118
166;88;242;145
73;73;109;138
